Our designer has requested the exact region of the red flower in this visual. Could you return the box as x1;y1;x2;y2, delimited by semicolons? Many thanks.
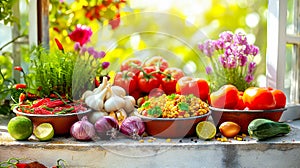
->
69;24;93;46
109;13;120;30
14;66;23;72
54;38;64;52
84;5;104;21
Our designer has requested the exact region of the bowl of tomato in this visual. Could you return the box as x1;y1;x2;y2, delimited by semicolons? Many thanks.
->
13;99;92;135
135;94;211;138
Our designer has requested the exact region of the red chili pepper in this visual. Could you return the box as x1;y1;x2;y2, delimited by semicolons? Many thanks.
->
19;104;32;113
54;38;64;53
45;99;65;108
18;93;26;103
16;163;28;168
14;84;27;90
32;98;51;108
94;77;100;87
14;66;23;72
37;86;43;91
34;107;53;114
49;93;58;98
27;92;38;99
53;27;60;33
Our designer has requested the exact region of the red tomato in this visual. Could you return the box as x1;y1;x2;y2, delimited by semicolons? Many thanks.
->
210;84;239;109
234;91;246;110
161;67;185;95
114;71;137;94
129;89;142;101
269;88;286;108
242;87;276;110
175;76;210;101
144;56;169;71
138;67;161;93
120;58;142;75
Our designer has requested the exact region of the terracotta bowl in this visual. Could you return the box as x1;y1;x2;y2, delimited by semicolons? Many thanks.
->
134;111;211;138
210;106;287;133
13;107;92;135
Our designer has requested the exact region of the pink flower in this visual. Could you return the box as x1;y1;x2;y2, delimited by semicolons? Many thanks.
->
101;62;110;69
69;24;93;46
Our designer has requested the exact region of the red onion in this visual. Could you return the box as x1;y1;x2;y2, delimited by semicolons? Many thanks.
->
70;116;96;141
120;116;145;140
94;116;119;139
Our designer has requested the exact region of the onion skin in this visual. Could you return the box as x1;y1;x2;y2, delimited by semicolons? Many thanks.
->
120;116;145;140
94;116;119;139
70;116;96;141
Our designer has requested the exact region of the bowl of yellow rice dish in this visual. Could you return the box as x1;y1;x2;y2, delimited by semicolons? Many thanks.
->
135;94;211;138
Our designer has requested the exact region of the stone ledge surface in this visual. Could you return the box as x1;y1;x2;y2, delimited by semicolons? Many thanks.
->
1;118;300;167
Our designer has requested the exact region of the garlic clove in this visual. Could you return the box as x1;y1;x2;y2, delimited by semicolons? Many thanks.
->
111;85;126;97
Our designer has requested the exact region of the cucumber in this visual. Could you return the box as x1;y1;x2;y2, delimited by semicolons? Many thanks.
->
248;118;291;140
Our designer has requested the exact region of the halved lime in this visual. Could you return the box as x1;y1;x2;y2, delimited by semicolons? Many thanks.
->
196;121;216;140
7;116;33;141
33;123;54;141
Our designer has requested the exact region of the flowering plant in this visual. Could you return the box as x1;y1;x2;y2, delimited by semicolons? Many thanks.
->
198;31;259;92
23;25;110;100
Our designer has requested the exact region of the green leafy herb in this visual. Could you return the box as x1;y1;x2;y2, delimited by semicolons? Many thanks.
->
141;101;150;108
167;93;176;100
148;106;162;118
186;94;195;102
178;102;189;111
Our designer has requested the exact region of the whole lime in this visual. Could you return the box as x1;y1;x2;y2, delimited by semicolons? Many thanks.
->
7;116;33;140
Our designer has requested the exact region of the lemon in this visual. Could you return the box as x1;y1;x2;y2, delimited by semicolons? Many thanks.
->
196;121;216;140
33;123;55;141
7;116;33;141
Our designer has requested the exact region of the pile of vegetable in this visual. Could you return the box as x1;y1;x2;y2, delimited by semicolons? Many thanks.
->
71;76;147;141
70;115;145;141
209;84;287;110
137;94;210;118
114;56;211;110
113;56;186;100
82;76;136;124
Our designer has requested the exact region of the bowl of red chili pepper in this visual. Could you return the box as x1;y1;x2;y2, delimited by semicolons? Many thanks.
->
13;97;92;135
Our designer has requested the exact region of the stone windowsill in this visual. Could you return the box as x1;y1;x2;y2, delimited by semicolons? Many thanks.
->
1;115;300;167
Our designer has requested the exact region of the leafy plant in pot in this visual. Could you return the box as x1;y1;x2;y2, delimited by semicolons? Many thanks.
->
12;25;111;135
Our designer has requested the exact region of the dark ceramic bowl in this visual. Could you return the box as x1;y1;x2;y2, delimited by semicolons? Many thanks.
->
210;106;287;133
134;111;211;138
13;107;92;135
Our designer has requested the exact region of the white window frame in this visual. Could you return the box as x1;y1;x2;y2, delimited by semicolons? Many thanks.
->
267;0;300;104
